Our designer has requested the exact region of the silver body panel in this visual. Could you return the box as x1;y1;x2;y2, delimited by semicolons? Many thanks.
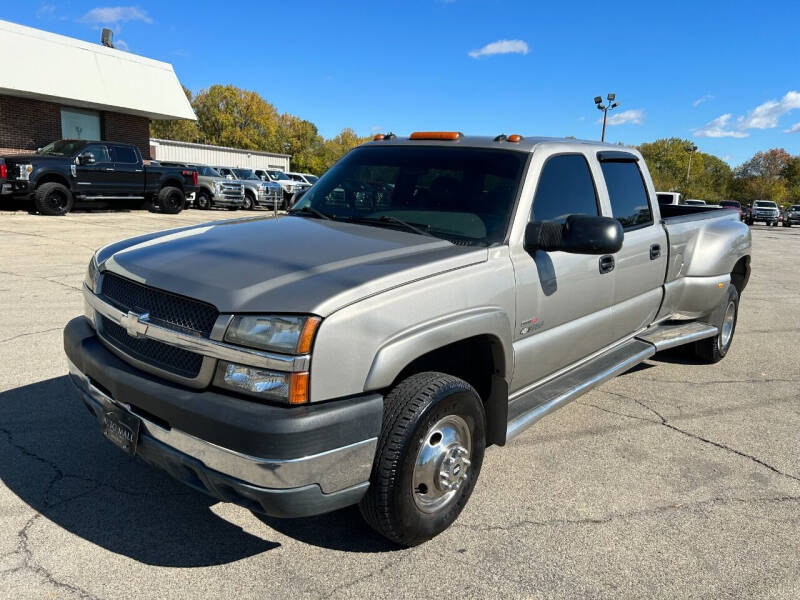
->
84;136;751;423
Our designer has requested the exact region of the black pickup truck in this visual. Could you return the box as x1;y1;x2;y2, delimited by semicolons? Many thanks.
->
0;140;197;215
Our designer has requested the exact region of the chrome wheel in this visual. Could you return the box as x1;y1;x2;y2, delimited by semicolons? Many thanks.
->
720;300;736;348
412;415;472;514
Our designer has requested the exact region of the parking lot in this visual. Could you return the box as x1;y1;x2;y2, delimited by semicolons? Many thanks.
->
0;209;797;599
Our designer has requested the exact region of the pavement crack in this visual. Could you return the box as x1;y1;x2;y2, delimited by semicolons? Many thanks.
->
0;327;63;345
580;393;800;483
455;494;800;533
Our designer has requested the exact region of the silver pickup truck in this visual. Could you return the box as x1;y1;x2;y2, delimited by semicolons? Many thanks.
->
64;133;751;546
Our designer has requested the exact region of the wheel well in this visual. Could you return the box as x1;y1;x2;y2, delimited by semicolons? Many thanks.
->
393;335;509;446
731;256;750;294
36;173;70;189
161;179;183;191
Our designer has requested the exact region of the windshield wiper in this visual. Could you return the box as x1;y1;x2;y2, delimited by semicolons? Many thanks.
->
288;205;332;220
347;215;435;238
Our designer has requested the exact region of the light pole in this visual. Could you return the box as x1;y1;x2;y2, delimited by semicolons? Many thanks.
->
685;143;698;184
594;93;619;142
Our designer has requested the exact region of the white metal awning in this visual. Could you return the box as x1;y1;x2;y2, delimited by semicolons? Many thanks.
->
0;19;196;121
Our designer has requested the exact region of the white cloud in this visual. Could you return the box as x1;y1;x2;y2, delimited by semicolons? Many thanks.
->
79;6;152;26
692;94;714;107
736;91;800;130
784;122;800;134
36;3;57;18
693;114;749;138
468;39;529;59
597;109;645;126
114;38;130;51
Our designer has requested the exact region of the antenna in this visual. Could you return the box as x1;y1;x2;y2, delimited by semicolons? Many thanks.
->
101;28;115;48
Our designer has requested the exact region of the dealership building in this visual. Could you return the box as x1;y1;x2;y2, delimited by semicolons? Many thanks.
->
0;19;195;158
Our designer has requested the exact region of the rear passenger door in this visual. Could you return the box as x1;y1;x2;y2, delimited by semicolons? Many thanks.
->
108;145;143;196
510;152;617;389
598;153;667;340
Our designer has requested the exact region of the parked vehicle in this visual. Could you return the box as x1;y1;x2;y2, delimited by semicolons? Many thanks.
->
720;200;743;220
215;167;282;210
656;191;681;205
286;172;319;186
255;169;309;206
65;133;751;546
1;140;197;215
782;204;800;227
747;200;780;226
159;163;245;210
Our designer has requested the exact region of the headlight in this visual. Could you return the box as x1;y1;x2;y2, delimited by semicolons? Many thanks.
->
19;164;33;181
214;362;309;404
215;181;223;191
224;315;321;354
84;253;100;293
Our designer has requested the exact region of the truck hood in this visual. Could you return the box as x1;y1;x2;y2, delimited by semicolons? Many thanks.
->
101;216;487;316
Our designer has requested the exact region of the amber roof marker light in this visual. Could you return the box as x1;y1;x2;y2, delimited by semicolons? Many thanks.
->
409;131;463;141
506;134;523;143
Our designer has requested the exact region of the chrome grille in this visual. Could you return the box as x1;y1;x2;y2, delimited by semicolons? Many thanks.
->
99;315;204;378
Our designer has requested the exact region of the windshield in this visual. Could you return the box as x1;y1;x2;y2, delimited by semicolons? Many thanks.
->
268;170;290;181
233;169;259;180
37;140;87;156
790;205;800;211
291;145;526;246
754;201;777;208
306;175;319;183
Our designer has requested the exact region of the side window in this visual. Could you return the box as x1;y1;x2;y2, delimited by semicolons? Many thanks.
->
601;161;653;229
81;144;110;163
110;145;138;164
531;154;598;222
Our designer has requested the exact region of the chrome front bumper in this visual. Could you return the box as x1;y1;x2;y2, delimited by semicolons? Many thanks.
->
68;358;377;494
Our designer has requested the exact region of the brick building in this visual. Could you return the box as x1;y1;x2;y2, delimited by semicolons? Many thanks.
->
0;20;195;159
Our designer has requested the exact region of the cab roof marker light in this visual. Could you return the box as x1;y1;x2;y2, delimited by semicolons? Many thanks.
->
507;134;523;143
373;134;386;141
409;131;463;141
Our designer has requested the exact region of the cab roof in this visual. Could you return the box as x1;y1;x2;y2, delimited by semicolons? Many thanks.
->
364;134;630;154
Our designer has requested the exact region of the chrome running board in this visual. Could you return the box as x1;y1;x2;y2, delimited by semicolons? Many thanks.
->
506;339;655;441
636;320;718;351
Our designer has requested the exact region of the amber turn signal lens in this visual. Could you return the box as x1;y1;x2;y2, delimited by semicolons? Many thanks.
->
289;372;309;404
409;131;462;140
373;133;385;141
297;317;321;354
507;134;523;142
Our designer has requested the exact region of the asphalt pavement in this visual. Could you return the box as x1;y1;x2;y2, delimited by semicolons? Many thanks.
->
0;207;798;599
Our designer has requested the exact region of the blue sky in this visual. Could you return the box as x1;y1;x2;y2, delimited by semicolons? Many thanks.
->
8;0;800;165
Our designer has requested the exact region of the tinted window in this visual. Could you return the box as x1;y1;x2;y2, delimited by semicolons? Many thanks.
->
601;161;653;229
81;144;110;163
531;154;598;222
111;145;138;164
294;145;526;245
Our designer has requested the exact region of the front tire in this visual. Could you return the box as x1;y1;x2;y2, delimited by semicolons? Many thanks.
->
242;193;254;210
195;190;212;210
359;372;486;546
158;186;185;214
34;182;74;216
695;285;739;363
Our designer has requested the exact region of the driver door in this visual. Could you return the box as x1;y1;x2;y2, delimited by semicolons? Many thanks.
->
74;144;115;195
509;152;617;392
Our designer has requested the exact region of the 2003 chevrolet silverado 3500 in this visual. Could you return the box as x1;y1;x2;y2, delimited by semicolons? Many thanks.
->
64;133;751;546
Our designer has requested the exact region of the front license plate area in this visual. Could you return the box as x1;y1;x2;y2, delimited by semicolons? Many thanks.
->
101;405;141;455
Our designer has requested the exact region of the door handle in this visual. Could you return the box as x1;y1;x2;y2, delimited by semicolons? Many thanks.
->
599;255;615;274
104;168;115;172
650;243;661;260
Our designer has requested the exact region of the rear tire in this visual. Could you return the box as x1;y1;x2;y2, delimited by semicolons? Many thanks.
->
195;190;212;210
158;186;185;214
34;182;73;216
695;285;739;363
359;372;486;547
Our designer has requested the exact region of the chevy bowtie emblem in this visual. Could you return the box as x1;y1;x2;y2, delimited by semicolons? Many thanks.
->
120;311;150;338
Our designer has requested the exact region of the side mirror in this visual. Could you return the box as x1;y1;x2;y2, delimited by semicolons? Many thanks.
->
226;174;234;180
525;214;623;255
79;152;96;165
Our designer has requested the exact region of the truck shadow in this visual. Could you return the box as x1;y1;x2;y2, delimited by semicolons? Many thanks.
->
0;376;279;567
